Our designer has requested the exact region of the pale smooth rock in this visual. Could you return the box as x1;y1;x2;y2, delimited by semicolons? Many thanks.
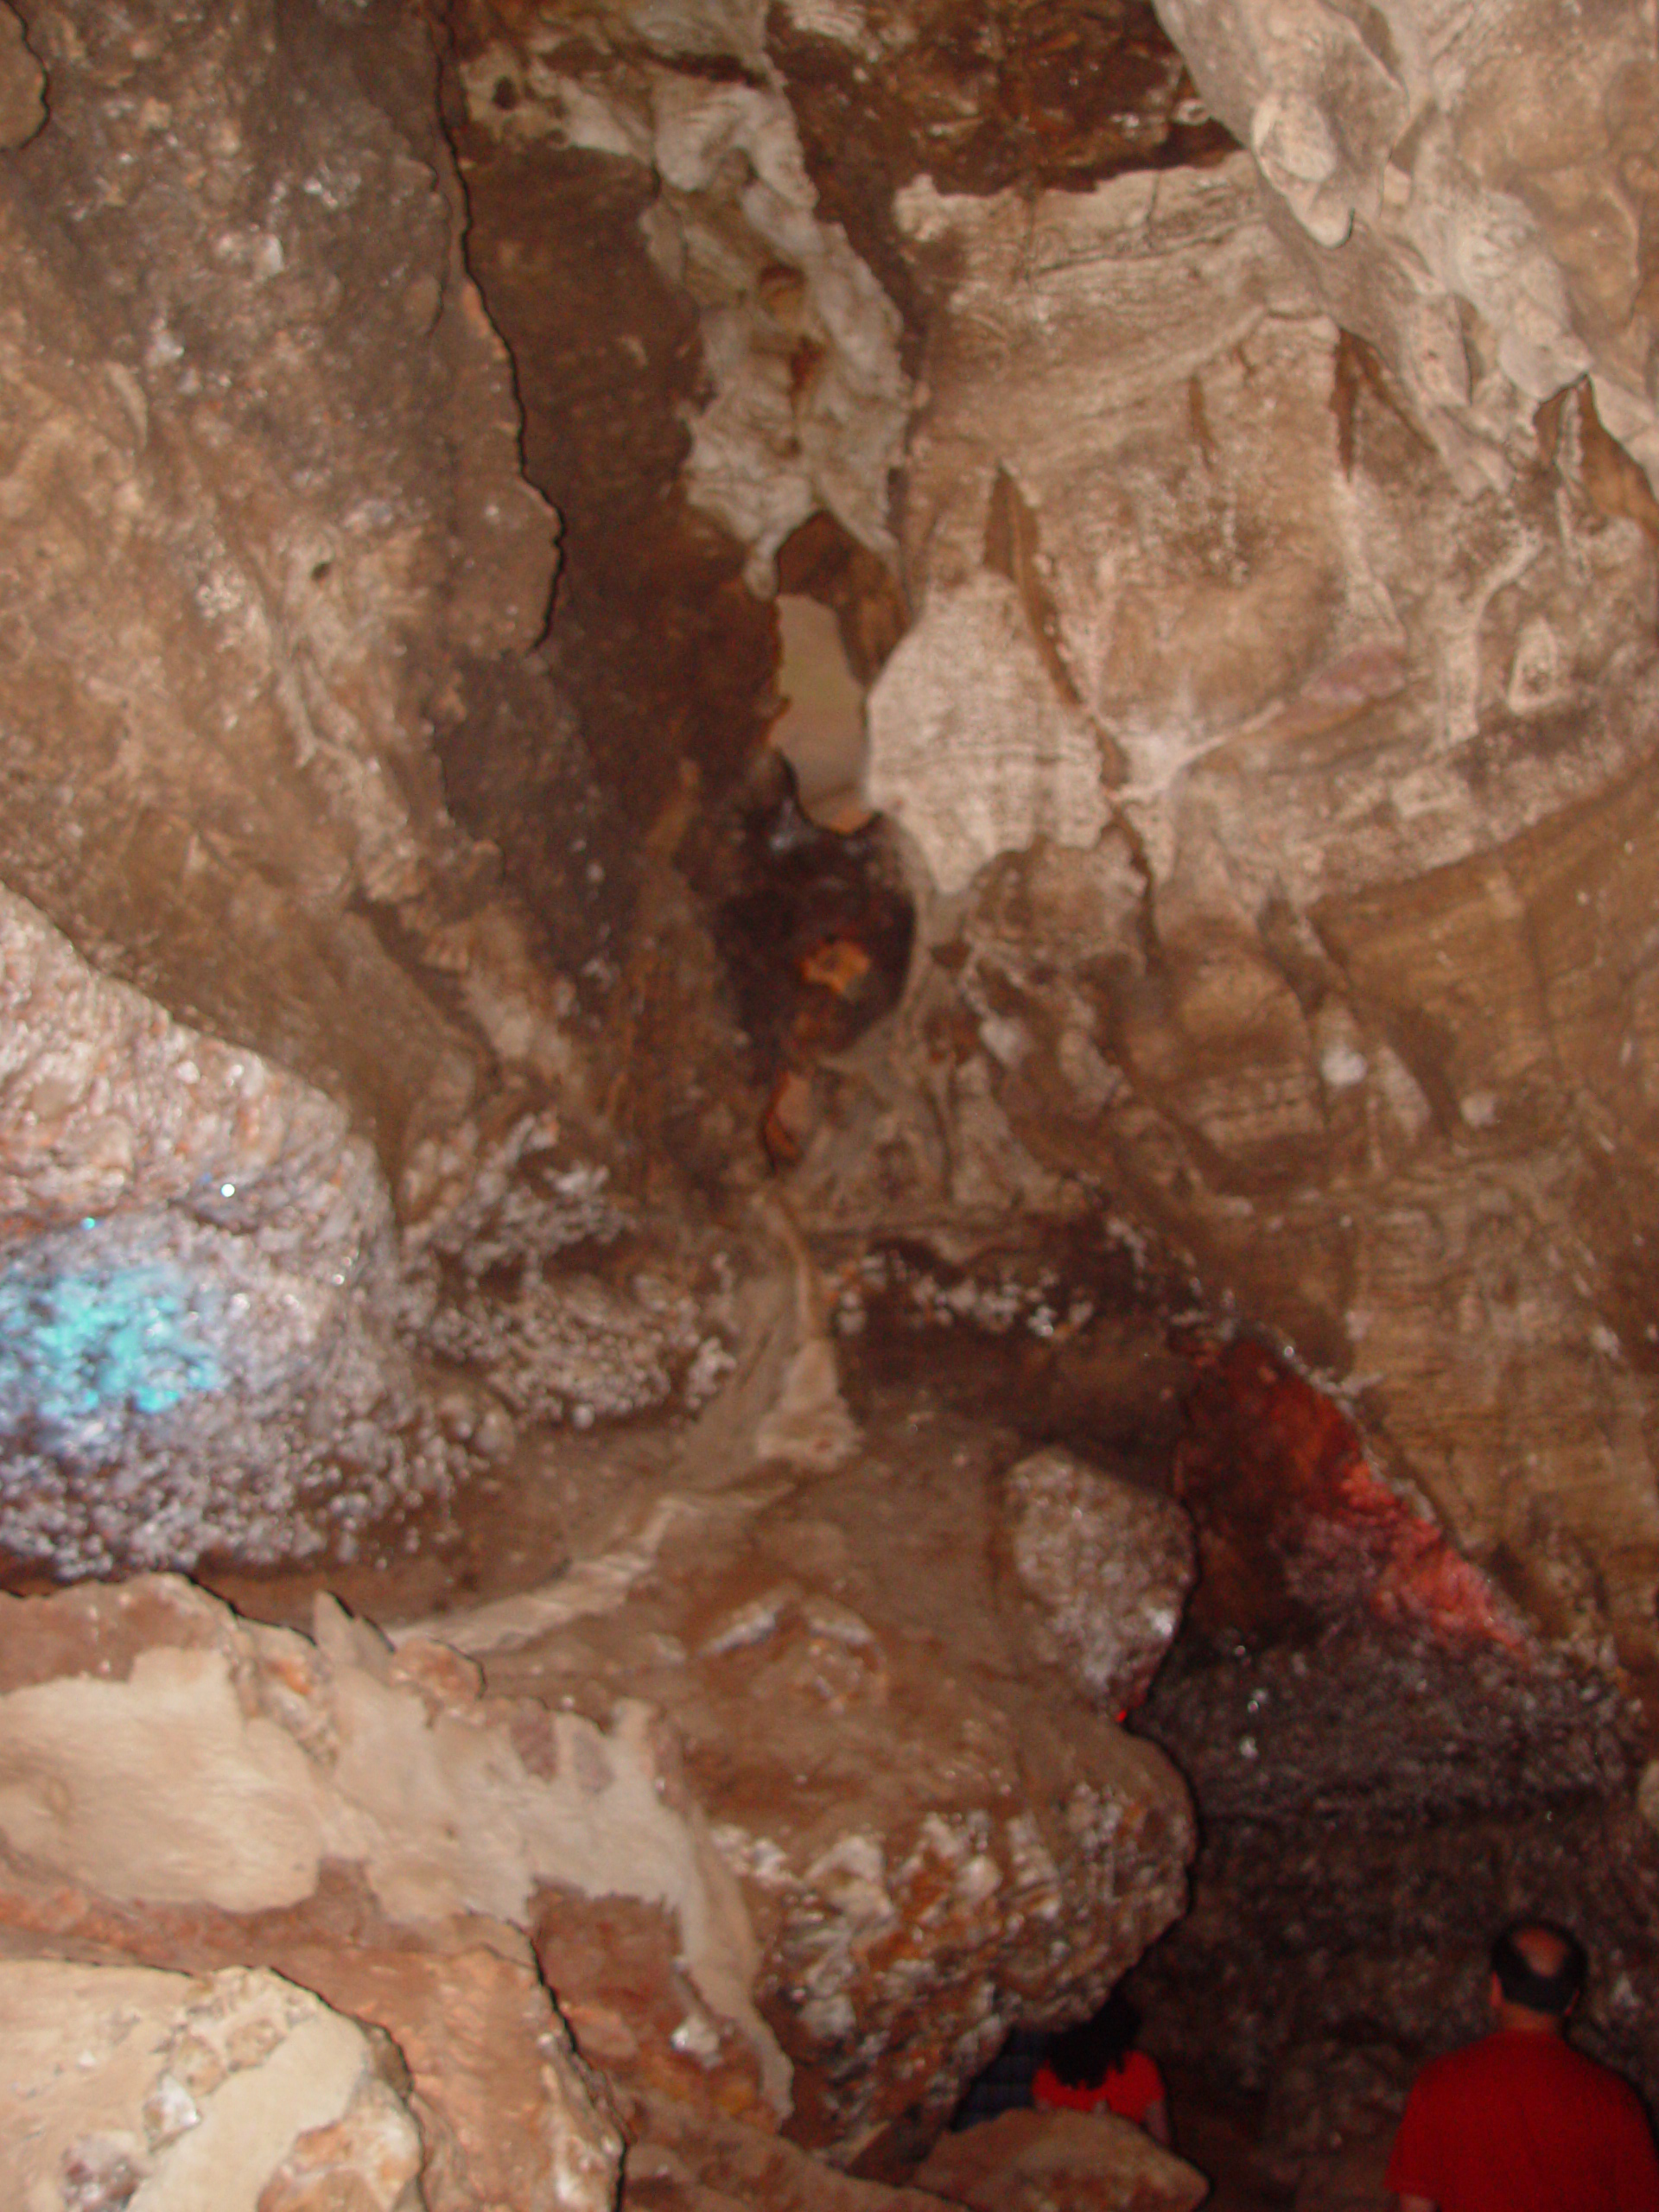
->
0;1960;420;2212
866;572;1110;897
0;1574;789;2121
1154;0;1659;490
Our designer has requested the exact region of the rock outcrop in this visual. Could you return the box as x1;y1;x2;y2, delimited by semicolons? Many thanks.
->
837;129;1659;1700
4;1959;426;2212
0;1414;1193;2196
1;0;559;1164
914;2108;1209;2212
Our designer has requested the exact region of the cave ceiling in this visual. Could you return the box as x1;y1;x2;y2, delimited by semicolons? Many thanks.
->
4;0;1659;2202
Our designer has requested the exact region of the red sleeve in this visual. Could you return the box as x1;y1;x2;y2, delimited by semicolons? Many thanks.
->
1032;2063;1064;2111
1386;2071;1445;2201
1610;2085;1659;2212
1109;2050;1166;2124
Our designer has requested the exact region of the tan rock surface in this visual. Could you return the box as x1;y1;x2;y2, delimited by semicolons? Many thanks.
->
0;0;556;1154
832;119;1659;1699
1;1959;422;2212
0;2;41;148
913;2108;1210;2212
1154;0;1659;489
467;1416;1192;2162
626;2092;950;2212
0;1430;1192;2175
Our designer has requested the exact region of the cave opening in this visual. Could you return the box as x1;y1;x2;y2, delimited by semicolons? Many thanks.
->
4;2;1659;2209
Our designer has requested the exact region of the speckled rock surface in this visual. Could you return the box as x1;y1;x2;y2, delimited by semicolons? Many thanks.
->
1003;1446;1196;1715
462;1399;1193;2167
0;890;454;1579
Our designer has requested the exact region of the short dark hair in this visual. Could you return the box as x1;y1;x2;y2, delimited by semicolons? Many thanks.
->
1045;1992;1141;2088
1491;1922;1586;2015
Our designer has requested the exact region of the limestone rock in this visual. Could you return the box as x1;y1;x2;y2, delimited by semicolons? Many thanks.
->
462;1426;1193;2162
1002;1447;1195;1714
1;1959;422;2212
0;891;452;1580
0;0;556;1159
1154;0;1659;492
0;1574;772;2084
912;2108;1210;2212
850;121;1659;1699
0;1507;1192;2184
0;3;41;147
451;0;910;592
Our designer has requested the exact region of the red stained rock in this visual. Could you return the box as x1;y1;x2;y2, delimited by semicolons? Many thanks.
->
533;1888;775;2133
1174;1340;1524;1652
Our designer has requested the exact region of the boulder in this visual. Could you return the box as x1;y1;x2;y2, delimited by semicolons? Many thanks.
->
0;1404;1195;2175
455;1419;1192;2161
913;2107;1210;2212
1002;1447;1196;1714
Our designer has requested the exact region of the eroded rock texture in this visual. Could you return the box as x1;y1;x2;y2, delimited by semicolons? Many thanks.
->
4;1959;425;2212
2;0;557;1152
847;120;1659;1705
0;1457;1192;2199
6;0;1659;2199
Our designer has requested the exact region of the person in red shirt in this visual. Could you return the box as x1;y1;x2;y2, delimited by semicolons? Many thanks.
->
1388;1920;1659;2212
1033;1992;1172;2147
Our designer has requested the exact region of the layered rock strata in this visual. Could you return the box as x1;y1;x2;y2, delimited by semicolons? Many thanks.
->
830;129;1659;1702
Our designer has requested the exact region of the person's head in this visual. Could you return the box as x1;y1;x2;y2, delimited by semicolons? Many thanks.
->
1488;1921;1586;2028
1046;1992;1141;2088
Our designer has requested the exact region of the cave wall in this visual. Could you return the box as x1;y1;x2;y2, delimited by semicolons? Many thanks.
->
6;0;1659;2204
0;0;569;1166
811;0;1659;1705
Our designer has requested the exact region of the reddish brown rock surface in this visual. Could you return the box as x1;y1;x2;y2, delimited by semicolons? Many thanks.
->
0;1482;1192;2196
913;2108;1209;2212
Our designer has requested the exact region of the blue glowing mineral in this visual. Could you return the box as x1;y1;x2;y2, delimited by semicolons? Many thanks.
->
0;1246;224;1442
